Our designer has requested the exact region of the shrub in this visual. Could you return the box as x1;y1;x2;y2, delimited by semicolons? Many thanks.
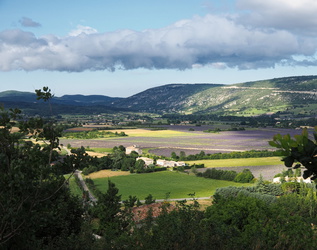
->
213;186;277;205
281;182;301;194
200;168;237;181
233;169;254;183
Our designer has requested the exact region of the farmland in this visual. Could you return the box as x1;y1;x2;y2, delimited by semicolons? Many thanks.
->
90;171;252;200
186;157;282;168
60;126;304;157
63;125;297;199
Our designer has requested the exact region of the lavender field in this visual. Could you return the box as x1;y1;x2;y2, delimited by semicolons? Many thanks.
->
60;126;304;157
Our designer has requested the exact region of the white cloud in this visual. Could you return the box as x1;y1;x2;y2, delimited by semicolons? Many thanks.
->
236;0;317;35
68;25;98;36
0;12;317;72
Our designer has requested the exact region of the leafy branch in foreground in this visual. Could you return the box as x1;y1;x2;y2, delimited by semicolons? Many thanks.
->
269;127;317;179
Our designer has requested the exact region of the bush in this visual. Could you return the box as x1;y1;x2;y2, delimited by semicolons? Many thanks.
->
82;165;97;175
281;182;301;194
213;186;277;205
233;169;254;183
199;168;237;181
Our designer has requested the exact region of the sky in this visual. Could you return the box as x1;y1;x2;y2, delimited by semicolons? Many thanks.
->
1;0;317;97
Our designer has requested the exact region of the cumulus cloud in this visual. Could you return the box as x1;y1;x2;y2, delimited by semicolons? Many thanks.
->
236;0;317;35
1;4;317;72
68;25;98;36
19;17;41;27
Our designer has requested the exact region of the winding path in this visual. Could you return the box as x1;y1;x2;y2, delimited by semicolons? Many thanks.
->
74;170;97;203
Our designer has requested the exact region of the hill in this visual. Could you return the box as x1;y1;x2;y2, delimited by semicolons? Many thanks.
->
1;75;316;116
112;75;317;116
111;83;221;113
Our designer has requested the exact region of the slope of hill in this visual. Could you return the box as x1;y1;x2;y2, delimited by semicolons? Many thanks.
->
1;75;316;116
111;83;222;113
112;76;317;116
183;76;317;115
55;94;122;105
0;90;39;103
0;91;123;115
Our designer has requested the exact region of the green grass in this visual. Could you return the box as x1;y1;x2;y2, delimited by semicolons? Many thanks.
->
92;171;252;200
65;174;83;197
141;147;159;154
185;157;282;168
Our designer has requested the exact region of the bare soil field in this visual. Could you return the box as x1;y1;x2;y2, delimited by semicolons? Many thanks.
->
86;151;108;157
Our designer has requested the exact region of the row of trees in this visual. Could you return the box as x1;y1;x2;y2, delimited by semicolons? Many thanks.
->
63;130;127;139
170;149;274;161
197;168;255;183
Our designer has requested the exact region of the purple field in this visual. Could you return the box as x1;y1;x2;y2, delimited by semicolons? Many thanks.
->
60;126;306;157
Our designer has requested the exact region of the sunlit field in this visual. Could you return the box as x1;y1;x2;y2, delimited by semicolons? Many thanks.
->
87;169;130;179
185;157;282;168
105;129;195;138
91;171;252;200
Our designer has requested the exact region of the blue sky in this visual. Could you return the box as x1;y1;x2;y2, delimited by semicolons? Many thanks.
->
1;0;317;97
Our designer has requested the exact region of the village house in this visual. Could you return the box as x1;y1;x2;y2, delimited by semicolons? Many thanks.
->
156;159;186;168
136;157;154;166
126;145;142;155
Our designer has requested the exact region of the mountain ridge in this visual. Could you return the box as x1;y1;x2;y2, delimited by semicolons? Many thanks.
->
1;75;316;116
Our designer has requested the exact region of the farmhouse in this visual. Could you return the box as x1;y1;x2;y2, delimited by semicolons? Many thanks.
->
126;145;142;155
156;159;186;167
136;157;154;166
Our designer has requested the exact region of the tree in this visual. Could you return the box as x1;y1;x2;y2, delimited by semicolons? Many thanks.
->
135;159;146;173
0;90;85;248
171;151;178;160
179;151;186;160
144;194;156;204
269;127;317;180
93;180;133;248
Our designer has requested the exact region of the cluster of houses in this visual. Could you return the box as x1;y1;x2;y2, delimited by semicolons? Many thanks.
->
126;145;186;168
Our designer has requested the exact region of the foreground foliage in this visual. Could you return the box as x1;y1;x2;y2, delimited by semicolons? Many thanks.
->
0;90;86;248
2;87;317;249
270;127;317;179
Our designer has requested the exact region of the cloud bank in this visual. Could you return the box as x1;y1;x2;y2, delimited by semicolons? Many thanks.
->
1;1;317;72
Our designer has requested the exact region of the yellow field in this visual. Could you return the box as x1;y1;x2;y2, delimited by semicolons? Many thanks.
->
185;157;282;168
88;169;130;179
105;129;193;138
86;151;108;157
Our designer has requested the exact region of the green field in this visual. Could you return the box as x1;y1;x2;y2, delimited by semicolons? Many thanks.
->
92;171;252;200
65;174;83;197
186;157;282;168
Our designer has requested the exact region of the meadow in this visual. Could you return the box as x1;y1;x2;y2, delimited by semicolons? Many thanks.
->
91;171;252;200
186;157;282;168
66;174;83;197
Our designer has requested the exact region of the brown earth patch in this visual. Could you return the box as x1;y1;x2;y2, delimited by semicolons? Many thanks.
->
88;169;130;179
86;151;108;157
